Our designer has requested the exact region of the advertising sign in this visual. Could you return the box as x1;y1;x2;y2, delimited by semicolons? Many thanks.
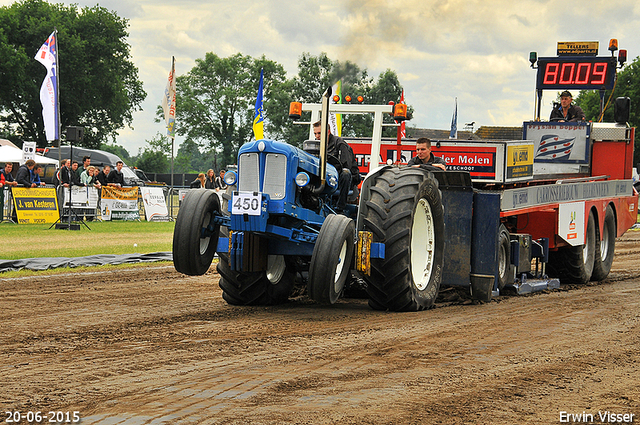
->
62;186;99;209
141;187;169;221
524;121;590;177
101;186;139;221
558;201;585;246
11;187;59;224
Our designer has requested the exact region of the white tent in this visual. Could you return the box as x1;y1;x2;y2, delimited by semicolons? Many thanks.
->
0;145;59;165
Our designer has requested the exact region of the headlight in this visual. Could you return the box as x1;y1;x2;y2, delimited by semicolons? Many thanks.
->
295;172;310;187
224;171;237;186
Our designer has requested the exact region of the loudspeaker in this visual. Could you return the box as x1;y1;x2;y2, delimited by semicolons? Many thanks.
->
66;126;84;142
614;97;630;124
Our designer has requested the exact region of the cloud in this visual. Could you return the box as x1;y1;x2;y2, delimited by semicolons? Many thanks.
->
2;0;639;157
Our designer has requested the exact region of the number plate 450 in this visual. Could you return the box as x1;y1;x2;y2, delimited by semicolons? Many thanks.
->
232;192;262;216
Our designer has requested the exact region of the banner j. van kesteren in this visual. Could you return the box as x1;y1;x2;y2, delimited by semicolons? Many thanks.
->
12;187;59;224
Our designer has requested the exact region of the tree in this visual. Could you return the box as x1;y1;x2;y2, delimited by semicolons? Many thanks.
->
135;150;169;174
171;53;287;169
165;51;408;166
131;132;170;173
575;56;640;163
100;142;131;163
0;0;146;148
276;53;405;145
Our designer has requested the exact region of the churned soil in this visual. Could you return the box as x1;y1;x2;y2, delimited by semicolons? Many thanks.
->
1;232;639;424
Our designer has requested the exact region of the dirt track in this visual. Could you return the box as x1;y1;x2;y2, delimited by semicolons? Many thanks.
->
2;232;640;424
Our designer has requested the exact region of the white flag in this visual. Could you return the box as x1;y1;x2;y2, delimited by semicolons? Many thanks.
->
162;57;177;138
34;31;59;141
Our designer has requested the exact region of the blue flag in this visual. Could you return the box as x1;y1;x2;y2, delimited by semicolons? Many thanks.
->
253;68;264;140
449;97;457;139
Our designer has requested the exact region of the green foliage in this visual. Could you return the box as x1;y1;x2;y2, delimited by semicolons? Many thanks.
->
168;51;406;165
0;0;146;148
168;52;287;169
135;150;169;174
575;56;640;163
100;142;131;163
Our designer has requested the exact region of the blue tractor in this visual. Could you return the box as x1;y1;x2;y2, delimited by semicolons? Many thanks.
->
173;90;375;305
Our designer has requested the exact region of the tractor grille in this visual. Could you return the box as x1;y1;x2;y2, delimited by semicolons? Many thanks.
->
238;153;260;192
263;154;286;200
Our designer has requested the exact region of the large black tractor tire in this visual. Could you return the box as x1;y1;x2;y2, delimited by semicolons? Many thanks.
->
496;224;512;291
548;210;596;284
173;189;220;276
308;214;355;304
591;204;616;281
361;167;445;311
217;184;295;305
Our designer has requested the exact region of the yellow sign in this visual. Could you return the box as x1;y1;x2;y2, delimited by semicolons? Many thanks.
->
557;41;599;56
101;186;139;221
11;187;59;224
507;144;534;179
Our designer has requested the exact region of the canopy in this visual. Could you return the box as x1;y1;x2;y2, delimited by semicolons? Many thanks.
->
0;145;59;165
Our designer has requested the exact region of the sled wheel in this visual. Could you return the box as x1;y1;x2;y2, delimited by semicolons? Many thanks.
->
591;204;616;281
173;189;220;276
308;214;355;304
548;210;596;284
361;168;445;311
497;224;511;290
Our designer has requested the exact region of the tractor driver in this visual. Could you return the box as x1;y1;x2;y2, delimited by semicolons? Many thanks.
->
550;90;586;122
407;138;446;170
313;121;361;212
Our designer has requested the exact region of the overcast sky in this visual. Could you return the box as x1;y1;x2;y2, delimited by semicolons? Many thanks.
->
4;0;639;156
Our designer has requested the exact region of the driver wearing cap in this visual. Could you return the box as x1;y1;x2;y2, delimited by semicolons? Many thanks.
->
550;90;586;122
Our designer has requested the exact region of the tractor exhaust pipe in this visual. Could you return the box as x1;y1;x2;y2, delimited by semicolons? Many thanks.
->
312;86;331;195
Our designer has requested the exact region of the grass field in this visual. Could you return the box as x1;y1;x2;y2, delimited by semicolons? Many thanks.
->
0;220;175;260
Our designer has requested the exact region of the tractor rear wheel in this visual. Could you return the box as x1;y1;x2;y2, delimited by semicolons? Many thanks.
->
361;168;445;311
548;210;596;284
173;189;220;276
308;214;355;304
591;204;616;281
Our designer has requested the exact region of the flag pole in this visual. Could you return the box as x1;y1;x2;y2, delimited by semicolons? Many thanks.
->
168;56;175;219
54;28;61;164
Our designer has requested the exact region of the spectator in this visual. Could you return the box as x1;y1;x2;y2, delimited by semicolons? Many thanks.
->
205;169;218;190
77;156;91;177
31;164;46;186
107;161;125;187
96;165;110;187
80;165;94;186
16;159;37;188
0;162;18;188
215;170;227;190
70;161;81;186
190;173;206;188
59;159;72;187
91;166;102;190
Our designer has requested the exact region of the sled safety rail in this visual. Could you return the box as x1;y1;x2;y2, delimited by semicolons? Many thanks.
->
290;102;401;172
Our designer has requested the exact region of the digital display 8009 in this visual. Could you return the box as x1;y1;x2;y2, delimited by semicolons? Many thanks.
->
536;57;617;90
